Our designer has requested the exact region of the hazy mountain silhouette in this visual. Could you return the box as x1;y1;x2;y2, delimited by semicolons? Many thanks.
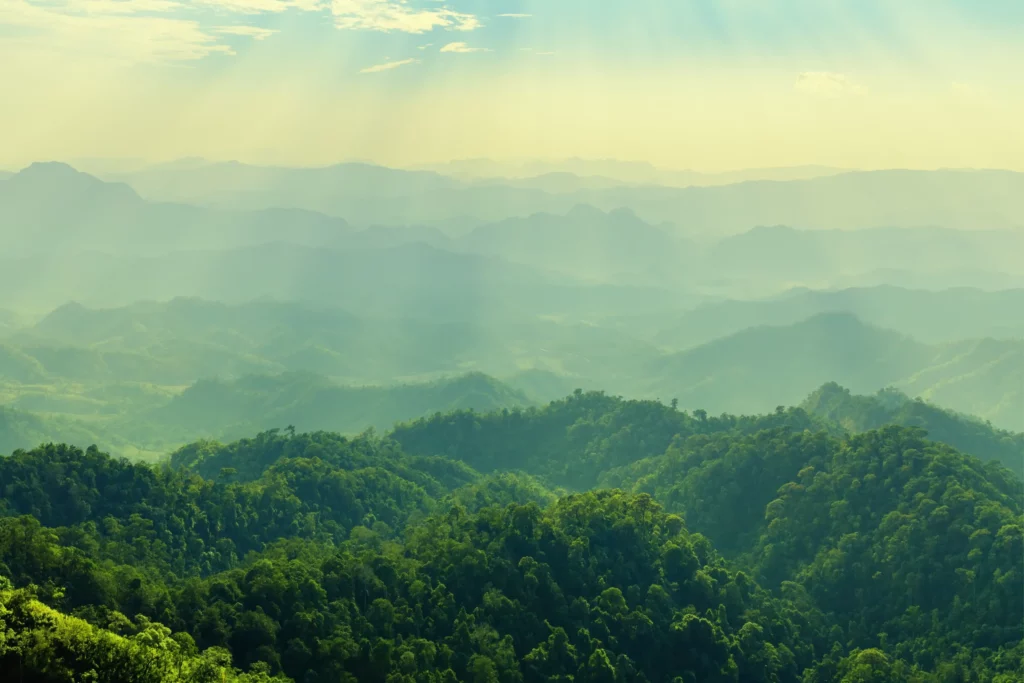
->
459;205;690;284
648;313;937;413
0;163;355;256
99;161;1024;232
655;286;1024;348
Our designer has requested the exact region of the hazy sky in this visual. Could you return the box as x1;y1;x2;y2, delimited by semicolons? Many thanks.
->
2;0;1023;170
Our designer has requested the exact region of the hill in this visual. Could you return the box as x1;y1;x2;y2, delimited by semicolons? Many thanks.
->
647;313;935;414
803;382;1024;475
0;397;1019;681
646;313;1024;431
0;242;684;320
459;205;690;285
141;371;533;443
0;406;110;457
654;286;1024;349
16;298;665;385
699;225;1024;293
899;338;1024;431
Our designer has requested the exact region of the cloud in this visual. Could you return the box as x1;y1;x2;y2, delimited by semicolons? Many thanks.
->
63;0;185;13
360;57;419;73
332;0;479;34
0;0;482;65
417;43;432;50
498;13;530;18
216;25;279;39
794;71;868;97
195;0;322;12
440;41;488;53
0;0;232;63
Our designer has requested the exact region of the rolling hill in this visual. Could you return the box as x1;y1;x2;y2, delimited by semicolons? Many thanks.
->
654;285;1024;349
459;205;690;285
802;382;1023;474
142;371;533;443
648;312;936;414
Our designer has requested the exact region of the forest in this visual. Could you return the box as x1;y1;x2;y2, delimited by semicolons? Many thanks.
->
6;1;1024;679
0;390;1020;682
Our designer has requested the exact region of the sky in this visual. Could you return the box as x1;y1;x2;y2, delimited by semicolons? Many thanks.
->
2;0;1023;171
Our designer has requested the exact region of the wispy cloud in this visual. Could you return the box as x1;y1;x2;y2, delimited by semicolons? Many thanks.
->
216;25;279;40
360;56;419;73
332;0;479;34
1;0;484;64
440;41;489;53
498;13;531;18
0;0;232;63
795;72;868;97
64;0;185;13
195;0;323;13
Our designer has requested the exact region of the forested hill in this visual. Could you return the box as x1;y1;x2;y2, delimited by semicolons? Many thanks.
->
0;392;1021;682
802;382;1024;475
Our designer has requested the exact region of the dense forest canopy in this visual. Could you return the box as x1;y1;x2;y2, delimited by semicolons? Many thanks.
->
0;391;1020;682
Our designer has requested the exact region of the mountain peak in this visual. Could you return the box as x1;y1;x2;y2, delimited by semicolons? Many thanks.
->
9;161;139;200
19;161;87;178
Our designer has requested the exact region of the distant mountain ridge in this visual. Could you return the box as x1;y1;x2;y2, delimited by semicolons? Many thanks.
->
145;371;533;441
81;160;1024;233
655;285;1024;348
0;162;355;257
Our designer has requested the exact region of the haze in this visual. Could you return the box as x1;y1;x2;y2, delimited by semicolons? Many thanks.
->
1;3;1023;683
3;0;1024;170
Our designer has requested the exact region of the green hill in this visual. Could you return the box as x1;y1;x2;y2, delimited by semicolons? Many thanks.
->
0;397;1020;682
647;313;935;414
802;382;1024;475
145;371;533;443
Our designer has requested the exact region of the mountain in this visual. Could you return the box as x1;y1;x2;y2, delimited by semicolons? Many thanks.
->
0;309;25;335
899;338;1024;431
471;172;638;192
459;205;690;284
1;406;94;456
699;225;1024;292
105;162;1024;234
343;224;454;250
803;382;1024;474
15;298;665;389
142;371;533;443
655;286;1024;349
417;158;849;186
1;391;1021;681
0;242;683;320
108;160;462;208
648;313;936;414
651;312;1024;431
0;162;356;257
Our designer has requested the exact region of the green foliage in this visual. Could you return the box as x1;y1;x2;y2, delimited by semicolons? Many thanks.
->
0;580;283;683
390;390;827;489
0;394;1020;682
804;382;1024;474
